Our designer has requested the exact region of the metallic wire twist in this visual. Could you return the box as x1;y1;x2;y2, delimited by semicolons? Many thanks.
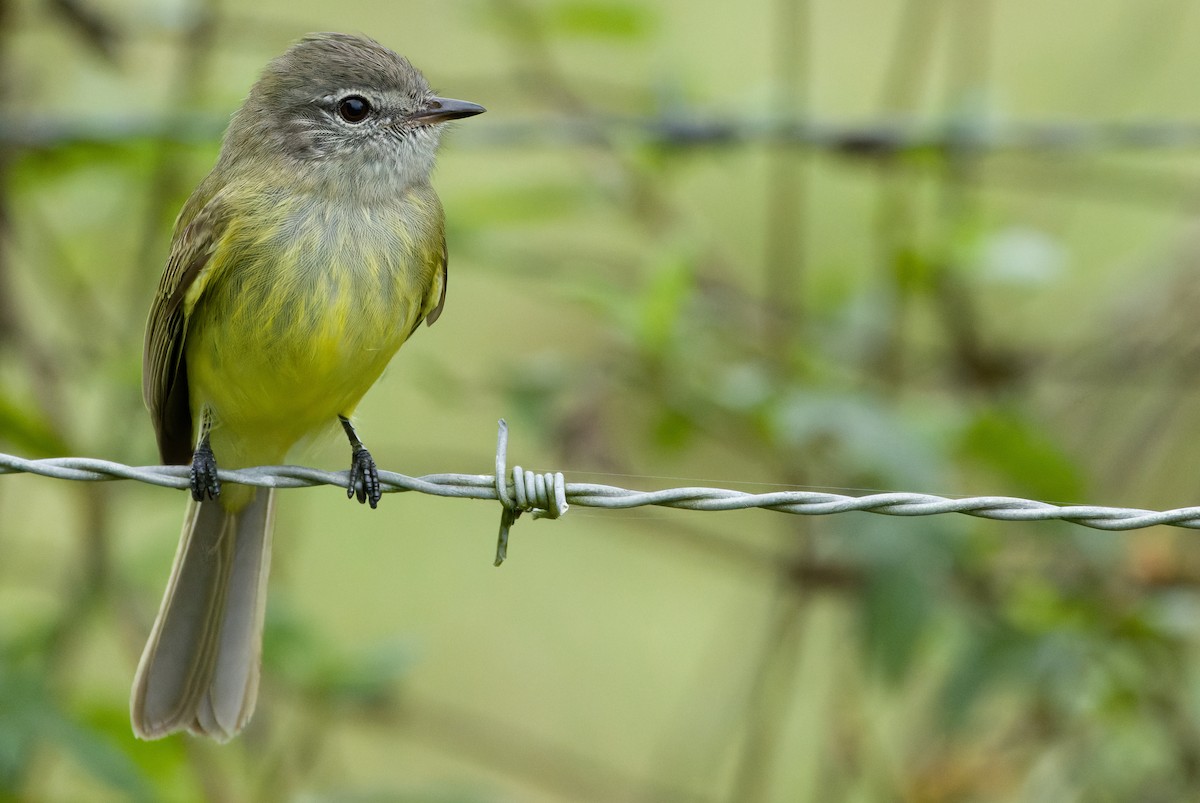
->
3;420;1198;567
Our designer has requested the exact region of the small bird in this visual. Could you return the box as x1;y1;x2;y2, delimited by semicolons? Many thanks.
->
132;32;484;741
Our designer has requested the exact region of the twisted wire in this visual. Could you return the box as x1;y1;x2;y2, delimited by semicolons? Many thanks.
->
3;421;1198;565
9;114;1200;153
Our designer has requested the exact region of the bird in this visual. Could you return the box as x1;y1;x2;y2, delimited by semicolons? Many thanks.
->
131;32;484;741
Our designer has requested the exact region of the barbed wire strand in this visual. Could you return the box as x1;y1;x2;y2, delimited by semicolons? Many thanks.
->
9;115;1200;153
2;420;1199;566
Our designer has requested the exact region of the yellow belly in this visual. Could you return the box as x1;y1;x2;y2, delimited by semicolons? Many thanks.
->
187;301;406;464
183;193;440;469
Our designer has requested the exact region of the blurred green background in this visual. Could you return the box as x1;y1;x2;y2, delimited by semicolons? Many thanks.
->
5;0;1200;800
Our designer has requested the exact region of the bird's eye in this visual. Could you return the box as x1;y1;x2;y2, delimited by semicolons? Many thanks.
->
337;95;371;123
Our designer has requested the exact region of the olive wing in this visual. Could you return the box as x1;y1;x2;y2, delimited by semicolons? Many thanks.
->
143;198;228;464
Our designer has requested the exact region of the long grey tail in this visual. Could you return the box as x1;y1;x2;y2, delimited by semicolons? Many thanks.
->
131;489;276;741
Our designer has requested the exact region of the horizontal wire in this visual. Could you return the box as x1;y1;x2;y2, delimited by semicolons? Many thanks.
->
2;421;1198;535
7;114;1200;153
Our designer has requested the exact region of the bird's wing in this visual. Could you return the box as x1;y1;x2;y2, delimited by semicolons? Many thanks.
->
423;230;448;327
143;195;229;465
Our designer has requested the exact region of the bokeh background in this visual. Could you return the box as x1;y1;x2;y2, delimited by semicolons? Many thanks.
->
5;0;1200;800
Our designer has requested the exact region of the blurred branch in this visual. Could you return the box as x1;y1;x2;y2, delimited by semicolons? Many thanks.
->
0;113;224;148
398;696;711;803
932;0;1006;392
877;0;942;113
737;2;817;798
0;0;16;344
762;0;811;343
868;0;946;391
727;589;810;803
45;0;122;62
133;0;219;277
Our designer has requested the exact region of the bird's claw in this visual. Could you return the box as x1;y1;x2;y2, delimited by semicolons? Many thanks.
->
190;442;221;502
348;446;381;508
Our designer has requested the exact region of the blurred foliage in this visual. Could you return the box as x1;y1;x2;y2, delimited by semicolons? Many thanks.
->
5;0;1200;801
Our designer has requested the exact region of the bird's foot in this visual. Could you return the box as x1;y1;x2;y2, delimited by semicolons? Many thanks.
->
190;441;221;502
348;446;381;509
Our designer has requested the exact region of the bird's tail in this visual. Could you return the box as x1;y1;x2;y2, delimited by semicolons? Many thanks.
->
131;489;276;741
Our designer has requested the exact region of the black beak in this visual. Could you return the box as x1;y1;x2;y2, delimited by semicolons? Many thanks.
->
411;96;486;124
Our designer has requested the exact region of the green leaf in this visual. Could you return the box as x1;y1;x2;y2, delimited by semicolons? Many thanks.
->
939;622;1029;728
0;651;152;800
501;355;572;429
861;563;931;684
635;251;694;356
33;712;155;802
652;407;695;450
265;601;416;706
957;406;1084;502
893;245;933;291
312;640;418;706
0;392;68;456
767;389;946;489
547;2;652;39
82;704;190;795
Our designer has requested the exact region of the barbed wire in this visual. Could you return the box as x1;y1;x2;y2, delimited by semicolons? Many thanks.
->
8;114;1200;154
2;421;1198;566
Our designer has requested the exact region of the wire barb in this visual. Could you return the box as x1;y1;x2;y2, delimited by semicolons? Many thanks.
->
491;419;569;566
493;419;519;566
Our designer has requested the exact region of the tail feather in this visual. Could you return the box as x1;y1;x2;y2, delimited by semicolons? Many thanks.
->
131;489;276;741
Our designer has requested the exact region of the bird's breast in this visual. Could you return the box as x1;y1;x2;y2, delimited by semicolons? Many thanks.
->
184;189;442;447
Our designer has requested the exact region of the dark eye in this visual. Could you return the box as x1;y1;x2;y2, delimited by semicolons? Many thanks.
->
337;95;371;123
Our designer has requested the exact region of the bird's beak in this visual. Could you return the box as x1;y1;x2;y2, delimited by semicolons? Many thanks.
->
411;96;486;124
